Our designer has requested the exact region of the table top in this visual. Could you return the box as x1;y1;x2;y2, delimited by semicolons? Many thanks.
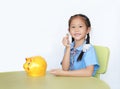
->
0;71;110;89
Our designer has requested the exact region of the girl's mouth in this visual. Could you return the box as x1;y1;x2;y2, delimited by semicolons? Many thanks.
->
74;33;81;37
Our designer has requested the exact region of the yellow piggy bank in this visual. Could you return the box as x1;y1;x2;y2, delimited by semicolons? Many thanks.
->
23;56;47;77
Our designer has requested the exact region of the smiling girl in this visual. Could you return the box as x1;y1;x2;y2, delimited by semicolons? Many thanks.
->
50;14;99;77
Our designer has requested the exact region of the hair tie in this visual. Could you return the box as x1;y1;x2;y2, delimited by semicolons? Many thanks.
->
82;44;91;52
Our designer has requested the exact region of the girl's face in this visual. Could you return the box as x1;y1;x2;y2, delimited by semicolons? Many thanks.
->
69;17;90;41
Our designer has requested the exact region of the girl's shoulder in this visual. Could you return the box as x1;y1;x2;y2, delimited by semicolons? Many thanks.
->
86;44;96;53
83;43;94;52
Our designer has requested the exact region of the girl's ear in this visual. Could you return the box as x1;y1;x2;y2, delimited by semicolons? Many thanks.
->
87;27;91;34
68;28;70;31
68;28;71;35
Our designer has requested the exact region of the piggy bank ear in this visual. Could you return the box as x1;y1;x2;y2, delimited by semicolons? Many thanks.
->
25;58;28;61
30;58;32;62
25;58;32;62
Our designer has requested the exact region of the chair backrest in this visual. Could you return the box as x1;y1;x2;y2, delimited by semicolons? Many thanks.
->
94;45;110;78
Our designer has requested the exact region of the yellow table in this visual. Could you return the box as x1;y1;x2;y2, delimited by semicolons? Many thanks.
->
0;71;110;89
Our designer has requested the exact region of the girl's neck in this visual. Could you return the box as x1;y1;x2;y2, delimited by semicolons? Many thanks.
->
74;39;85;48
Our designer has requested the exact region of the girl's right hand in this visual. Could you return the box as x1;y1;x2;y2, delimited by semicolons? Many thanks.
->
62;34;70;47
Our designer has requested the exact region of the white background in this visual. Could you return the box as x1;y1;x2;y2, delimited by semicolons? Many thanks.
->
0;0;120;89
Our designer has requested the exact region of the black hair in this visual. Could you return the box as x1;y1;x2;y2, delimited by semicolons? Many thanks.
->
77;33;90;61
68;14;91;61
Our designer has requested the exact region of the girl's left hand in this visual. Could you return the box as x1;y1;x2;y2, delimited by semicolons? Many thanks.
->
49;69;64;76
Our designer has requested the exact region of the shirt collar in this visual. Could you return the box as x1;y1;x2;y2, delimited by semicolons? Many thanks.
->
70;41;86;51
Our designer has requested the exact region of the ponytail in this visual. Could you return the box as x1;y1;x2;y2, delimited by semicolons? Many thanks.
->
86;33;90;44
72;37;74;42
77;33;90;61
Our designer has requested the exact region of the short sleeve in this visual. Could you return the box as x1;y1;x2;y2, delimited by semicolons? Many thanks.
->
83;45;99;75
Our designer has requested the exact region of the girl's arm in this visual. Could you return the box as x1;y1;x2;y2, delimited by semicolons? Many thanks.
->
61;34;71;71
61;46;70;71
50;65;94;77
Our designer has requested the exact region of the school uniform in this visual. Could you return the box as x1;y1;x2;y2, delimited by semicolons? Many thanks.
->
69;41;99;76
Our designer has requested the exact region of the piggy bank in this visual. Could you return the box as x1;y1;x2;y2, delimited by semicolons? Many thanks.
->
23;56;47;77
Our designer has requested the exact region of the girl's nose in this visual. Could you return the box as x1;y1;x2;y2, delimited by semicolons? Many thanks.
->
75;27;79;31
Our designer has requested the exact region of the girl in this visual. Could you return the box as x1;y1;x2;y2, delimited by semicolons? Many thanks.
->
50;14;99;77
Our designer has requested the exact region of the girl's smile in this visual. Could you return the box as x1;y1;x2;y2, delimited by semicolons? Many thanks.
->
73;33;82;40
74;33;81;37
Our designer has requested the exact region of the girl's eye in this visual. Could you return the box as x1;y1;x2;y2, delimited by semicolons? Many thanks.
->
79;26;83;28
71;26;75;28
